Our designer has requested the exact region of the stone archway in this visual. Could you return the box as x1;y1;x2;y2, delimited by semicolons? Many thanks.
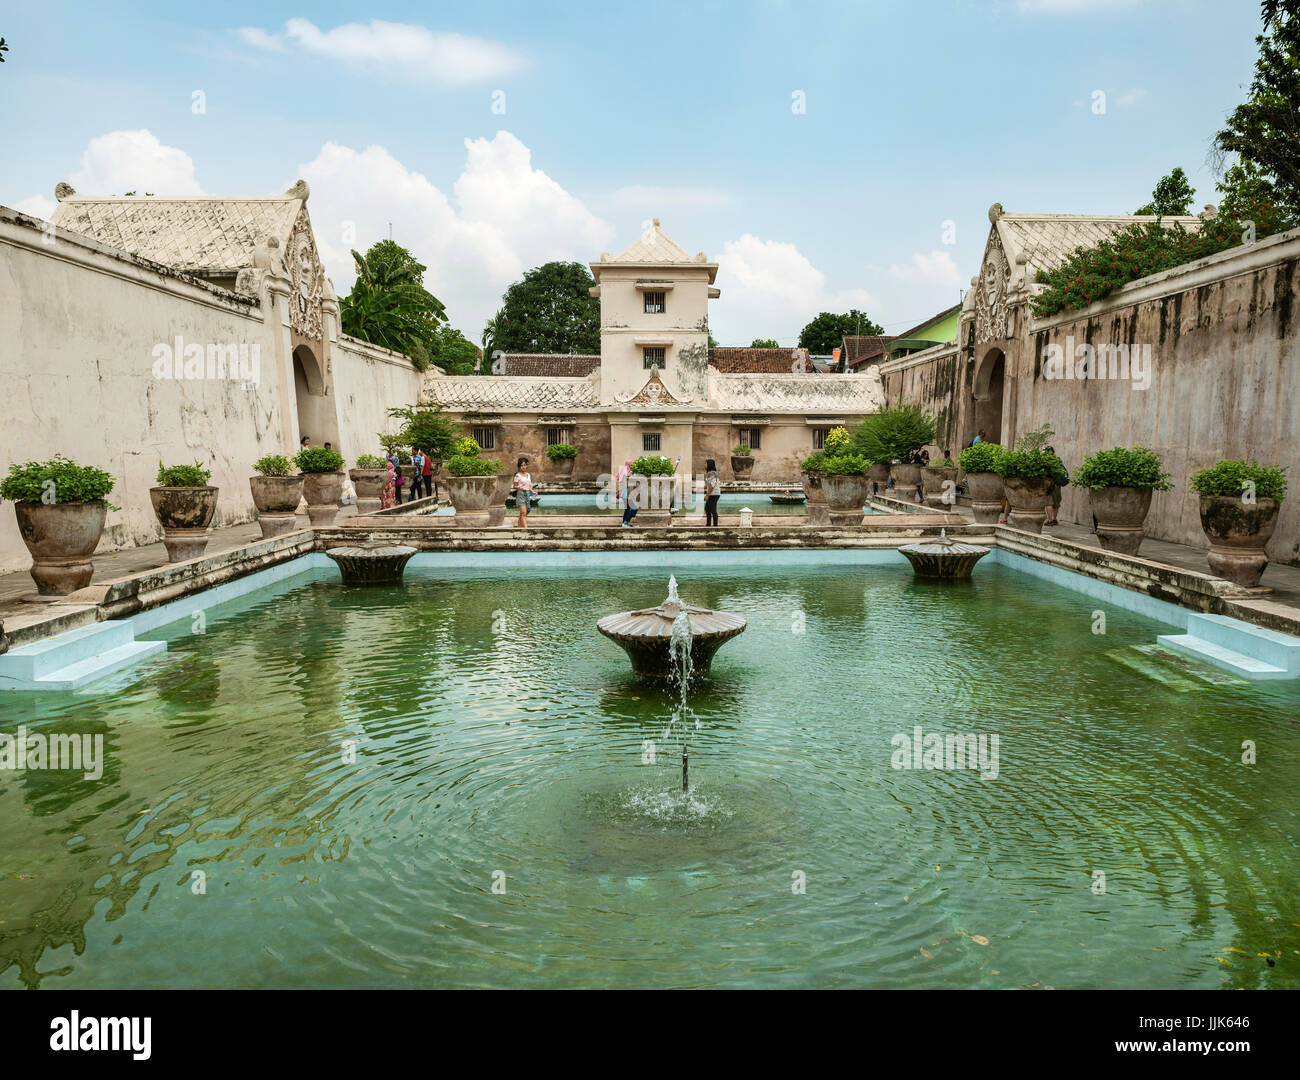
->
292;343;338;452
971;346;1005;445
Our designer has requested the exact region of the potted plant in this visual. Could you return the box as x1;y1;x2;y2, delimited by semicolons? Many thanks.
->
546;442;579;480
629;455;677;526
1075;446;1173;556
806;427;870;526
731;443;755;480
386;404;458;483
853;404;937;505
150;461;218;562
294;445;346;527
0;456;117;595
920;455;960;509
1189;459;1288;586
958;442;1004;524
446;436;502;526
350;454;388;516
249;454;303;538
995;426;1065;534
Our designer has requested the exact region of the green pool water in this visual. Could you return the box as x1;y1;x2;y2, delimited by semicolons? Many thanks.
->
2;561;1298;989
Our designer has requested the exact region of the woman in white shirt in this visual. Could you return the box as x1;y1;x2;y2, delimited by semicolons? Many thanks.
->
512;456;537;529
704;458;721;526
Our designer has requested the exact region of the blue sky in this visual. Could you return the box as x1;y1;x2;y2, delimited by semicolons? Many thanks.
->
0;0;1267;345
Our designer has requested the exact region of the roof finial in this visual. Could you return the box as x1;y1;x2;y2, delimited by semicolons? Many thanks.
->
55;182;76;202
285;179;310;202
652;217;660;227
988;202;1004;224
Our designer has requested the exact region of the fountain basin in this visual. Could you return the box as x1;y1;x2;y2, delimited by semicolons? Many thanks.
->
325;538;418;585
897;529;990;580
597;601;745;679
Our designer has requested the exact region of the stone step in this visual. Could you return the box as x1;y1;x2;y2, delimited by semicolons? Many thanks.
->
1131;643;1245;687
1155;633;1289;681
1184;613;1300;676
0;620;137;681
1105;648;1205;692
0;639;166;691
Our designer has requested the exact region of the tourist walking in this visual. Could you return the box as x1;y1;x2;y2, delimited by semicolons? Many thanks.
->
422;449;434;501
621;481;639;527
513;455;537;528
615;459;632;509
392;453;405;504
410;448;426;500
381;456;397;510
704;458;721;526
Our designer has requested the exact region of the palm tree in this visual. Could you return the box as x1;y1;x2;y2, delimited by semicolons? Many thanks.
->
340;241;447;357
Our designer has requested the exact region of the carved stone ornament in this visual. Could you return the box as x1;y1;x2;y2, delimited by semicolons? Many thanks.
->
974;231;1011;342
286;210;325;341
615;369;692;406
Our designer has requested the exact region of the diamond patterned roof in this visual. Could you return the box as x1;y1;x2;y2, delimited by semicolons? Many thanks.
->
609;221;696;264
708;372;884;413
997;213;1201;279
49;196;302;271
421;375;599;410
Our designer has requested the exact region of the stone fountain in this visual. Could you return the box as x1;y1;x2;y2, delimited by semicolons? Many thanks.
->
597;576;745;680
897;529;990;580
324;534;418;585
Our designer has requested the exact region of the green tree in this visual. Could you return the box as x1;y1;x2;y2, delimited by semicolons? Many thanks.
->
0;38;9;63
797;310;885;354
750;338;779;348
1214;0;1300;213
339;240;448;361
385;404;460;458
492;261;600;356
431;324;481;375
1135;167;1196;215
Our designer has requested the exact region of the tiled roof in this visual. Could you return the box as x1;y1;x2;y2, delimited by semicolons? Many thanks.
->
49;192;303;271
421;375;599;410
844;335;896;370
497;354;600;377
709;372;885;413
996;212;1202;279
609;221;695;264
709;347;817;373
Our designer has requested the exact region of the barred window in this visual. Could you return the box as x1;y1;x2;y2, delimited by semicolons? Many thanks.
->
812;428;828;450
472;426;496;451
642;432;661;452
643;347;666;369
738;427;762;450
546;427;573;446
644;291;666;314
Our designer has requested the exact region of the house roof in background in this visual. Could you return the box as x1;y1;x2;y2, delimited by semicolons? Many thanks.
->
497;353;601;377
709;347;817;374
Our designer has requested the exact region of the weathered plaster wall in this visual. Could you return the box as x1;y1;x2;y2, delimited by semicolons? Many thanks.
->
0;213;285;574
330;335;424;463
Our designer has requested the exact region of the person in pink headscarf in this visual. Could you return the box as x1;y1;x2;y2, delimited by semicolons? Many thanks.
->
615;459;632;507
381;456;397;510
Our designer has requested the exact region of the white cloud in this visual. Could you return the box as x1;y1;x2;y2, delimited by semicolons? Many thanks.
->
13;194;57;220
605;186;735;216
239;18;526;85
887;249;961;288
67;130;203;196
712;233;876;346
1114;87;1146;108
299;131;613;338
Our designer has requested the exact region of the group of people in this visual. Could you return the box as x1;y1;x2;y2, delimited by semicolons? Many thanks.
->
381;448;436;510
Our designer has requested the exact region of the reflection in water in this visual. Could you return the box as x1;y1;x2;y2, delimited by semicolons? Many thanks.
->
1;563;1298;989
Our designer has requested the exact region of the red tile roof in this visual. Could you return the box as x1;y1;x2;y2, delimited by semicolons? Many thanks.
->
497;353;600;377
843;335;896;369
708;347;819;373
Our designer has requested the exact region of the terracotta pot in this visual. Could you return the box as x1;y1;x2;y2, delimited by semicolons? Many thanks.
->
889;462;922;504
1198;496;1279;587
1002;475;1053;533
801;471;829;526
448;475;499;527
551;456;575;479
149;486;218;562
349;468;387;516
301;471;345;527
249;474;304;538
820;473;872;525
12;500;108;596
867;463;890;498
628;474;676;526
1089;486;1154;557
731;454;755;480
920;465;960;508
966;472;1004;524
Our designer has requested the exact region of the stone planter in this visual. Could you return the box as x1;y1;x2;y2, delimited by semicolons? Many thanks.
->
868;463;890;498
801;472;829;526
921;465;960;509
12;500;108;596
820;473;872;526
550;456;575;480
889;462;922;504
447;475;499;527
731;454;755;480
349;468;387;516
301;471;345;527
629;474;675;526
1002;476;1053;533
966;472;1004;524
149;486;218;562
1198;496;1280;587
249;474;304;538
1089;486;1154;557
